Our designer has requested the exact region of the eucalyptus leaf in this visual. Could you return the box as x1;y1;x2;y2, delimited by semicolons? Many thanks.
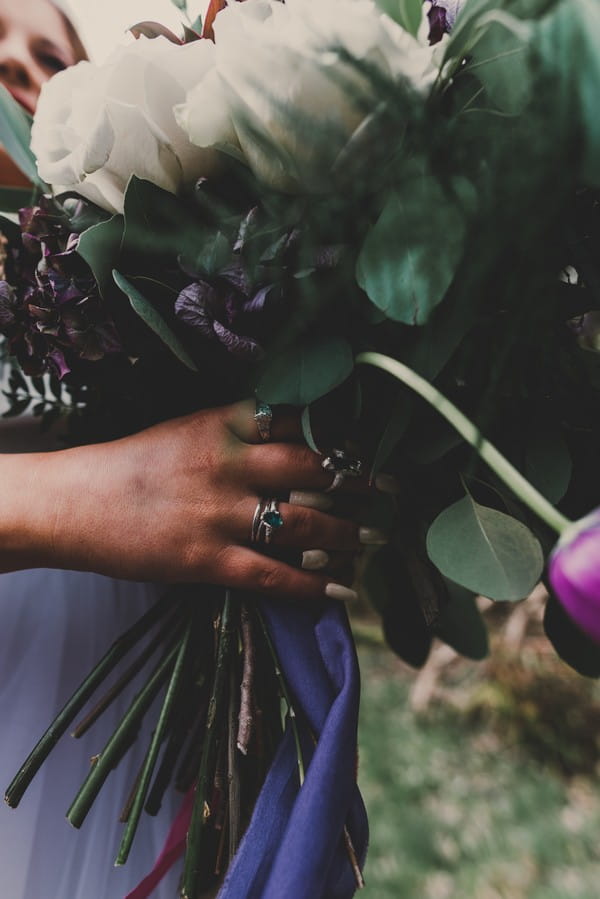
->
466;13;533;113
376;0;423;36
256;336;353;406
525;422;572;504
112;271;198;372
301;405;320;453
356;176;469;325
361;547;391;616
426;495;544;601
544;591;600;678
78;216;124;299
435;583;489;660
122;177;208;265
370;394;411;479
0;85;43;187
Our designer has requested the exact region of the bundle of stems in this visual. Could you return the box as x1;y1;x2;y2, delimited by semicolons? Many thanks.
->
4;586;299;897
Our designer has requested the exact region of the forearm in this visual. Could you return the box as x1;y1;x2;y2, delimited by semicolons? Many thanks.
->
0;451;61;572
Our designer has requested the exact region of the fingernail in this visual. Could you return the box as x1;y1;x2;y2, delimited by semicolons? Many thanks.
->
359;526;389;545
289;490;334;512
302;550;330;570
374;473;402;494
325;583;358;602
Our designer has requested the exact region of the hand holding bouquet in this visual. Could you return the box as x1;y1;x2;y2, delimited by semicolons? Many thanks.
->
1;0;600;895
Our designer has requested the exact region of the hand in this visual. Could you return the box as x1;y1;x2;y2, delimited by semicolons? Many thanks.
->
1;401;386;601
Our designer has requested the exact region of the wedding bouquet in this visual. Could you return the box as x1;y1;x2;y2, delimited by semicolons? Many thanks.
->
1;0;600;895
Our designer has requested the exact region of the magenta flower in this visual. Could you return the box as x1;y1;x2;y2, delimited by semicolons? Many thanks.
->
549;510;600;644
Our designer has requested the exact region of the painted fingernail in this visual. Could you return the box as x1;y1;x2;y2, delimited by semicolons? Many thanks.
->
289;490;334;512
359;526;389;545
325;583;358;602
302;549;330;570
374;473;402;494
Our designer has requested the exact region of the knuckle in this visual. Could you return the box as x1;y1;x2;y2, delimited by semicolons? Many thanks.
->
255;564;284;594
289;505;314;543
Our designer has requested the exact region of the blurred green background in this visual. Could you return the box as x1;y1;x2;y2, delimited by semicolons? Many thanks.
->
353;600;600;899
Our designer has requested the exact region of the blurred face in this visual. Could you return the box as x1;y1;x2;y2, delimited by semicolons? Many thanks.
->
0;0;76;114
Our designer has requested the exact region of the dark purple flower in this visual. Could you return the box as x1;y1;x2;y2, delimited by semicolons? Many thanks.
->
0;201;123;379
175;280;266;360
549;510;600;644
425;1;463;45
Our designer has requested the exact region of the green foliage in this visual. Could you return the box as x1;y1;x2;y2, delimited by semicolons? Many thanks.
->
0;187;34;214
375;0;423;36
122;176;208;265
525;421;572;504
426;495;544;601
78;216;124;299
544;593;600;678
256;335;354;405
435;584;489;660
356;175;470;326
0;85;43;188
112;271;198;372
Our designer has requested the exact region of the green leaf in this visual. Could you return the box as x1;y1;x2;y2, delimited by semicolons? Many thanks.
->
435;583;489;660
0;85;43;187
356;176;470;325
466;13;533;113
370;395;411;479
376;0;423;36
122;176;208;265
112;271;198;372
525;422;572;504
256;336;354;406
301;405;320;453
0;186;34;213
78;216;124;299
426;495;544;601
361;547;392;616
544;592;600;678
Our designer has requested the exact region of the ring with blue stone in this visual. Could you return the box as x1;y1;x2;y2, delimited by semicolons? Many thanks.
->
254;400;273;442
251;497;284;545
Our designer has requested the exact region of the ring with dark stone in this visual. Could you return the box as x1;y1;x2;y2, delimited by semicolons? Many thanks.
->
321;448;363;493
254;400;273;442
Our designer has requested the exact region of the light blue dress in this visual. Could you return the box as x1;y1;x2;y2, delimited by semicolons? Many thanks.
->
0;421;182;898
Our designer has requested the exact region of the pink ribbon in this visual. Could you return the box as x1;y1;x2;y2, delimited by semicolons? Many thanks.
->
124;787;194;899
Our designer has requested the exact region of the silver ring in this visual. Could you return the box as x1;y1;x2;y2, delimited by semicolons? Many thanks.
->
254;401;273;442
322;449;363;493
251;497;284;545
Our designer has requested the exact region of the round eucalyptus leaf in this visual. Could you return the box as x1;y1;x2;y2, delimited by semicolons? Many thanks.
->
426;496;544;601
256;336;353;406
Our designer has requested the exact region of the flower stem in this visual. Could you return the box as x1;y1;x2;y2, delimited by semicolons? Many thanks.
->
4;595;174;809
256;609;305;787
181;591;236;899
356;351;572;536
115;614;195;866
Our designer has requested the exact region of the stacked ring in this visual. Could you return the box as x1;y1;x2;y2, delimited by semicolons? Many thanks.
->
251;497;284;545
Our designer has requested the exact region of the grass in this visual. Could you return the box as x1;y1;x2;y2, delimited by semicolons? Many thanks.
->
357;644;600;899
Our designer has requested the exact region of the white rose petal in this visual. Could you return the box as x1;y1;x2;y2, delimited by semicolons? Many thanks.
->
176;0;443;192
31;38;221;214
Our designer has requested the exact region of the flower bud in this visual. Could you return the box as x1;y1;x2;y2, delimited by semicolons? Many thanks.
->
549;510;600;644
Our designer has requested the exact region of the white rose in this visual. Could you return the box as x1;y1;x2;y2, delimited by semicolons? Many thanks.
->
175;0;443;192
31;37;220;215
